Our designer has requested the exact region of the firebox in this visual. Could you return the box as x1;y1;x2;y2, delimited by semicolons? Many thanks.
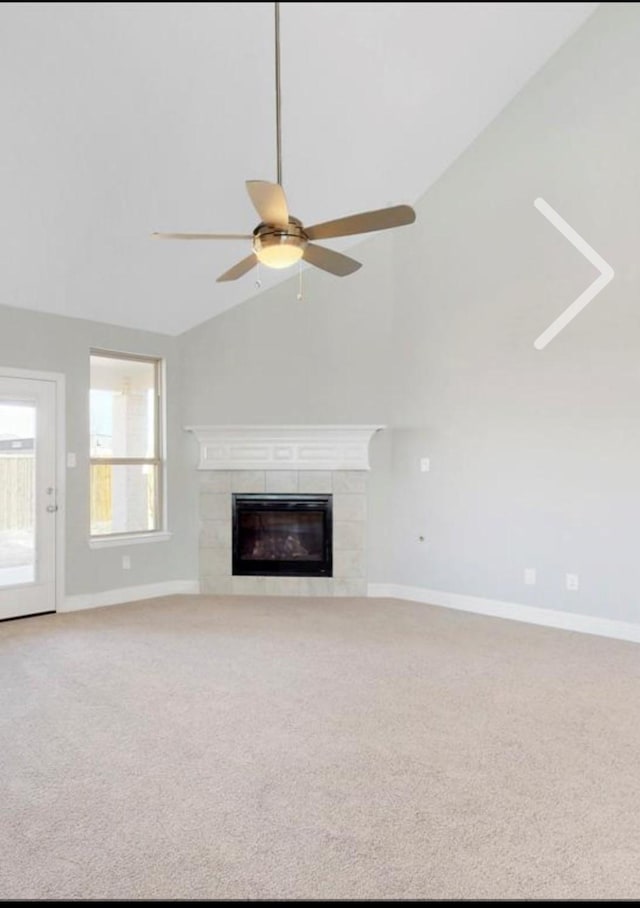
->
232;494;332;578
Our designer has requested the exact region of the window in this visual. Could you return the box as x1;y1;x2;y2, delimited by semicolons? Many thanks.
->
90;351;163;538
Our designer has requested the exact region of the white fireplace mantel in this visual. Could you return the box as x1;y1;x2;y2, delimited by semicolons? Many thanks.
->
185;424;385;471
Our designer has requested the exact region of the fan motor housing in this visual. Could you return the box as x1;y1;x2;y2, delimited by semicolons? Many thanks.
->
252;216;308;268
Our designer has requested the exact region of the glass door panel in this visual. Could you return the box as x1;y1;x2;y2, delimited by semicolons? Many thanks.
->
0;403;36;587
0;376;57;620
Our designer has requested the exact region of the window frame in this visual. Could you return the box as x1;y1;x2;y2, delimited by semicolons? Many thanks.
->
89;348;166;543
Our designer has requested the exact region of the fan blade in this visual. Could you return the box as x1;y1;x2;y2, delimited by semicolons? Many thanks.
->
303;243;361;277
216;253;257;283
152;232;252;240
246;180;289;225
305;204;415;241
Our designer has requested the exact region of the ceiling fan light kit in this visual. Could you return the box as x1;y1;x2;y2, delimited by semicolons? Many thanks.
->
153;2;416;282
253;219;307;269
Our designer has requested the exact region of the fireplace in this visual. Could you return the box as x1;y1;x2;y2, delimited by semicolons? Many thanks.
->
232;494;332;578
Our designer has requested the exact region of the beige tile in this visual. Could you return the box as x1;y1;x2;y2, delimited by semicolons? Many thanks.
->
200;576;233;595
199;547;231;576
265;471;298;493
230;471;266;493
232;576;267;595
265;577;306;597
199;471;231;493
333;521;366;552
303;578;333;597
298;471;332;493
332;471;368;494
332;579;367;597
333;493;366;522
200;493;231;521
333;549;366;579
199;521;231;548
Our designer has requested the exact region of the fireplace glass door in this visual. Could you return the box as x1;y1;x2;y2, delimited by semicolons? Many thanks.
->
232;494;332;577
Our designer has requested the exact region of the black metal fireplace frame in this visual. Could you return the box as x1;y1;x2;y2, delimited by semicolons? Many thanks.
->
232;493;333;578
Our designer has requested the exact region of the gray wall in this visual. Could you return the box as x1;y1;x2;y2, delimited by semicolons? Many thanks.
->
180;3;640;624
179;232;397;583
388;1;640;622
3;4;636;620
0;304;196;595
179;231;394;427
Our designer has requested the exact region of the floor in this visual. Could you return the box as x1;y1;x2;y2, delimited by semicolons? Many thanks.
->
2;594;640;900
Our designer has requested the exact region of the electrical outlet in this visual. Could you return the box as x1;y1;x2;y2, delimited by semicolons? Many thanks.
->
420;458;430;473
122;555;131;570
524;568;536;586
566;573;579;591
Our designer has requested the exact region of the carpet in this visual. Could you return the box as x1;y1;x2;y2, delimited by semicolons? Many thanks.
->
2;594;640;899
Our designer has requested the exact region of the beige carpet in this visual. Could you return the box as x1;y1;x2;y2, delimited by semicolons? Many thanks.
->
2;595;640;900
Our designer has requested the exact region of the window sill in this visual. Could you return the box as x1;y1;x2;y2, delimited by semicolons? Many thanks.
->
89;531;173;550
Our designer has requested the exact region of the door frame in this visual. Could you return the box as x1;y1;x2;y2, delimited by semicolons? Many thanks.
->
0;366;66;613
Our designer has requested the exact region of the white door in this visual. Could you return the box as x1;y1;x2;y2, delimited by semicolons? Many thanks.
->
0;376;57;620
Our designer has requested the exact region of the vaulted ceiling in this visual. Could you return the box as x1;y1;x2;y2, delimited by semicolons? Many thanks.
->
0;2;597;334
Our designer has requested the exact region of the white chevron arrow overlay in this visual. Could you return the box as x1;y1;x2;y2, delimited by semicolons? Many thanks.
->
533;197;614;350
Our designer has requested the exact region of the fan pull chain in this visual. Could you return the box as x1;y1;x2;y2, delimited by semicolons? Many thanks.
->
297;261;304;300
255;261;262;289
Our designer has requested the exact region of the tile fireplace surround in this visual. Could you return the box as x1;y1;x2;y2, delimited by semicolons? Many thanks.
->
188;425;383;597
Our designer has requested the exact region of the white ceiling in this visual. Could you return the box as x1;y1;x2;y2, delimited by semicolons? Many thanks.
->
0;2;597;335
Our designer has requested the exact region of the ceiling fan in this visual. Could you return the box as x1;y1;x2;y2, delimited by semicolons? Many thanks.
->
153;2;416;282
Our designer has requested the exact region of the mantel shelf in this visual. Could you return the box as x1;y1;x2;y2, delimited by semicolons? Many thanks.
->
185;424;385;471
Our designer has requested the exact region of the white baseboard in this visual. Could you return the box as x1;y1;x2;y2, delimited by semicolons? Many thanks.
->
61;580;200;613
368;583;640;645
